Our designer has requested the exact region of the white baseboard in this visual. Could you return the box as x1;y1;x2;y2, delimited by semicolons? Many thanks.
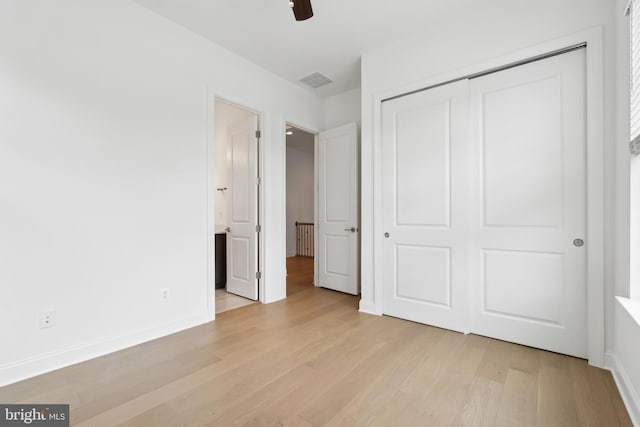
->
606;352;640;427
359;299;380;315
0;312;212;388
263;295;286;304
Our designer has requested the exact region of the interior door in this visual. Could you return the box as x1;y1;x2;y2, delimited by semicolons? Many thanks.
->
468;49;587;357
318;122;359;295
381;80;470;332
226;115;259;301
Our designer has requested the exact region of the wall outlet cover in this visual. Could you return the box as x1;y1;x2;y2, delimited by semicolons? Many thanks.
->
39;311;56;329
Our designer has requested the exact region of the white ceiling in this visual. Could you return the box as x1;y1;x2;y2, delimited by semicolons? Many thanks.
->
133;0;471;97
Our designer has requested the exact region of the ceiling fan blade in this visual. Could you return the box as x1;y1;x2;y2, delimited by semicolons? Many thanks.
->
291;0;313;21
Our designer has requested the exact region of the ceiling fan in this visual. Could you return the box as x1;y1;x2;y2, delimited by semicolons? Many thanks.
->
289;0;313;21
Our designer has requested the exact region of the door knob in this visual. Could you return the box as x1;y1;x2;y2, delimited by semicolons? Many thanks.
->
573;238;584;247
384;232;390;238
344;227;356;232
225;227;231;232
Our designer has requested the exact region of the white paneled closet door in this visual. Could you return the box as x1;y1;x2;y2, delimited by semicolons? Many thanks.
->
381;80;471;333
468;49;587;358
381;48;588;358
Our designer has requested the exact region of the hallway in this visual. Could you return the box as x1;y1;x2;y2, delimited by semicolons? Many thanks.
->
287;256;315;297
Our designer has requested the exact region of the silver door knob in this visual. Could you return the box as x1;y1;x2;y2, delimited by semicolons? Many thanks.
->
344;227;356;232
225;227;231;232
573;238;584;247
384;232;390;238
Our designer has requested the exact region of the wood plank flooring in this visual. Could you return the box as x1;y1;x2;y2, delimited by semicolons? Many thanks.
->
215;289;256;314
0;257;632;426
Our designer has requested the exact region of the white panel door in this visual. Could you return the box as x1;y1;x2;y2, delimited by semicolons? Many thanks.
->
226;115;259;300
469;49;587;357
381;80;470;332
318;123;359;295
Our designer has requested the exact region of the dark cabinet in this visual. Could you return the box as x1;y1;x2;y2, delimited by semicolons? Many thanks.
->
215;232;227;289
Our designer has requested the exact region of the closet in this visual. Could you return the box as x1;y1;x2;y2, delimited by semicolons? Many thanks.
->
381;47;587;357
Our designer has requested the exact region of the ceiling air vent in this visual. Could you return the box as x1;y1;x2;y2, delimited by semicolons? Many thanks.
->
299;72;332;89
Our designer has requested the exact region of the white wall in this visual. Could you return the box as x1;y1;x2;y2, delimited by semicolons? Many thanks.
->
630;153;640;298
612;299;640;425
323;88;361;130
359;0;617;356
610;0;640;422
624;0;640;302
214;101;254;228
286;134;315;257
0;0;322;386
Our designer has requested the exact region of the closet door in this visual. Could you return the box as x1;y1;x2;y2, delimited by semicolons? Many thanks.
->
468;49;587;357
381;80;470;332
380;48;588;358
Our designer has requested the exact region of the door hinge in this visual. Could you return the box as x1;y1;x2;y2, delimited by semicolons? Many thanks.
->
256;176;261;186
255;130;261;139
256;272;262;280
256;224;261;232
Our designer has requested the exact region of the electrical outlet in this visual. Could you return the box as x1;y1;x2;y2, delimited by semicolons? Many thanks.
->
160;288;170;301
39;310;56;329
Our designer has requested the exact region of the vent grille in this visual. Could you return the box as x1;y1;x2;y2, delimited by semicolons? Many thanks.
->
299;72;332;88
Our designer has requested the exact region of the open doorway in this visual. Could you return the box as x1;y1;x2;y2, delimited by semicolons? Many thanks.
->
285;124;316;296
214;99;261;314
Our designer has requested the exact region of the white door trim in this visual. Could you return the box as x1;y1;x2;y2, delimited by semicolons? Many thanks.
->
314;132;319;287
207;88;216;320
367;27;605;367
207;89;266;316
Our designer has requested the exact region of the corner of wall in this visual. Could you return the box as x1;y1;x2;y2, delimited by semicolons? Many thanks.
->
358;299;379;315
606;351;640;426
608;298;640;426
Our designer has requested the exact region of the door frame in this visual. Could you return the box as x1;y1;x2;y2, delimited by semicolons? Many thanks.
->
283;121;320;287
207;90;266;318
368;27;605;366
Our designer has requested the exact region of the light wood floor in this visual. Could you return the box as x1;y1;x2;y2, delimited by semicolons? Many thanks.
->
0;256;632;426
215;289;256;314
